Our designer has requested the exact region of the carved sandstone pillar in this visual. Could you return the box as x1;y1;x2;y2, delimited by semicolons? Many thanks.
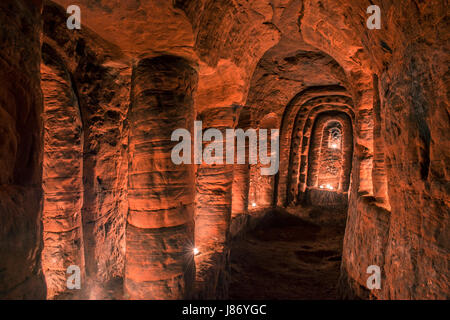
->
125;56;198;299
231;107;253;218
41;44;85;299
194;106;238;297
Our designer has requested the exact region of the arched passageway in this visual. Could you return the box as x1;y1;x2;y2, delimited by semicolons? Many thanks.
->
0;0;447;301
304;111;353;207
229;93;354;300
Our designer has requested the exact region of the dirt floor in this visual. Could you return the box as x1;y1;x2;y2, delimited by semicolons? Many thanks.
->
229;208;346;300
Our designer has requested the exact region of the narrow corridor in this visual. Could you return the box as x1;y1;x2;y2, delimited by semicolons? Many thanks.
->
230;208;346;299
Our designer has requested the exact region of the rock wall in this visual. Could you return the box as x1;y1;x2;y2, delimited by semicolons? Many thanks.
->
285;96;354;205
41;1;131;298
306;112;353;193
41;43;85;299
0;0;46;299
300;0;449;299
231;106;254;218
194;107;238;299
126;56;198;299
0;0;447;301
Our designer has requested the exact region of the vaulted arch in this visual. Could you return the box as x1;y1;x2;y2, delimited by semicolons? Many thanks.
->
276;88;354;206
304;111;353;207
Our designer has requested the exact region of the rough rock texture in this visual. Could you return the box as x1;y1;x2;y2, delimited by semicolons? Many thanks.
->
76;50;130;299
194;106;238;299
305;112;353;196
282;94;354;205
231;106;254;218
230;208;346;300
54;0;196;60
41;1;131;298
303;114;353;208
371;74;390;210
0;0;448;301
126;56;197;299
41;43;85;299
176;0;280;112
248;113;279;209
299;0;449;299
0;0;46;299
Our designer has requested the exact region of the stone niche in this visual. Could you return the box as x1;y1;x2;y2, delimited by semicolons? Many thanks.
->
305;111;353;208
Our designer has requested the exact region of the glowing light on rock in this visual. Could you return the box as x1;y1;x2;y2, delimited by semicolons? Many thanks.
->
193;247;200;255
252;202;257;207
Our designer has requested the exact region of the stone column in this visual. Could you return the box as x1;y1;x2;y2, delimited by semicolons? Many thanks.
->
41;44;85;299
125;55;197;299
231;107;253;218
194;106;238;298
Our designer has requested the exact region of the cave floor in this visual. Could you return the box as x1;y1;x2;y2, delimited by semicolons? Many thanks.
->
229;208;346;300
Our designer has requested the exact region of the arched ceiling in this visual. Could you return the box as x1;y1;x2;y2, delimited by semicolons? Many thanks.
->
50;0;358;115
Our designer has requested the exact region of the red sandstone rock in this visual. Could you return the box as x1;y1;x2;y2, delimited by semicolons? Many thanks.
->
0;0;447;301
125;56;197;299
41;43;85;299
0;0;46;299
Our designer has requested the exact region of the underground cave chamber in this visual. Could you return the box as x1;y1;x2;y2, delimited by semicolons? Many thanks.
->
0;0;448;300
